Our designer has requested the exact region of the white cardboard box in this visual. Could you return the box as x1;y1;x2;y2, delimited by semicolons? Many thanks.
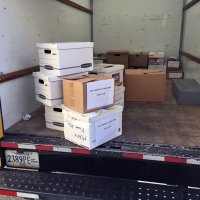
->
33;72;63;106
45;115;64;131
45;105;64;120
33;72;88;106
115;92;124;102
37;42;94;76
63;105;123;149
115;98;125;107
115;86;125;96
92;64;124;86
45;105;64;131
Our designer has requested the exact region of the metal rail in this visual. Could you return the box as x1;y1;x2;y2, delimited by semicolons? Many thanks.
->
0;66;39;83
183;0;200;10
57;0;93;15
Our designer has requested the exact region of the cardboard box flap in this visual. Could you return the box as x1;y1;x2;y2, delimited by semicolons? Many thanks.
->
107;50;129;55
93;64;124;73
63;105;123;123
125;69;165;75
64;75;112;84
36;42;94;50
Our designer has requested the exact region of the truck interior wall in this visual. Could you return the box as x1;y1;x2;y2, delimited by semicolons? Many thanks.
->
0;0;91;130
182;2;200;83
93;0;183;58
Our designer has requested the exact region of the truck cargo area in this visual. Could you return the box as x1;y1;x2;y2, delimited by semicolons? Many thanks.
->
6;81;200;147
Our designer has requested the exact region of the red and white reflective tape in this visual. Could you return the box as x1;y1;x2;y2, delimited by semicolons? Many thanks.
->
0;189;39;199
122;153;188;164
1;141;200;165
0;142;91;154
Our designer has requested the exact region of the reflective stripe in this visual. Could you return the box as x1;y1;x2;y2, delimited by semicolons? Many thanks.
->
18;144;36;150
187;159;200;165
143;155;165;161
53;146;72;152
17;192;39;199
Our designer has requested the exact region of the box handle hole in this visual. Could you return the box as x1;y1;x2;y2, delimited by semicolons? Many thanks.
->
39;94;46;99
53;108;62;113
44;65;53;70
39;79;44;84
44;49;51;54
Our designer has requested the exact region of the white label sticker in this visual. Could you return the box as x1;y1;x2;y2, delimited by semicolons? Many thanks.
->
168;61;179;68
87;79;114;110
169;73;183;79
95;115;119;144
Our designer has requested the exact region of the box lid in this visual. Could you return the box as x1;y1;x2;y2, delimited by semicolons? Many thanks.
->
107;50;129;55
125;69;165;75
36;42;94;50
63;74;112;84
33;72;89;81
93;64;124;73
63;105;123;123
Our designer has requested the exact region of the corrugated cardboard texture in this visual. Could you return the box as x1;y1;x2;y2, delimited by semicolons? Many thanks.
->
107;50;129;69
129;52;149;68
125;69;166;102
63;75;114;113
63;80;85;113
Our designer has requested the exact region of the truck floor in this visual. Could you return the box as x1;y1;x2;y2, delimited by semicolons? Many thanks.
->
6;81;200;147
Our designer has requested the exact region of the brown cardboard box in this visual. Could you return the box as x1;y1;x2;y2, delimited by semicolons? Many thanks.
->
63;75;114;113
107;50;129;68
125;69;166;102
129;52;149;68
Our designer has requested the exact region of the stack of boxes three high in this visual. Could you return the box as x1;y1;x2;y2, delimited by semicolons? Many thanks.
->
33;42;124;149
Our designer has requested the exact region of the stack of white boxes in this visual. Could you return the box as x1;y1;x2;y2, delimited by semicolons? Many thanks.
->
34;42;123;150
91;64;125;107
148;52;166;72
34;42;94;131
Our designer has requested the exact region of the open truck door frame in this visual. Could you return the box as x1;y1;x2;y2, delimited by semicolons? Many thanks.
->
0;0;200;199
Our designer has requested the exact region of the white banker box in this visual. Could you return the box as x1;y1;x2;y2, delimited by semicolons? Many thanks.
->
33;72;63;106
115;87;125;101
63;105;123;150
37;42;94;76
45;105;64;120
115;98;124;107
33;72;87;106
92;64;124;86
45;115;64;131
45;105;64;131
